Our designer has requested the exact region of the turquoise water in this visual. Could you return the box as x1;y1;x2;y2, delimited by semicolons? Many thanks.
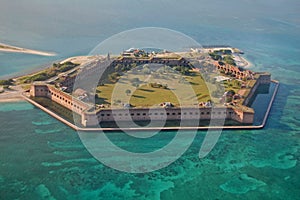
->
0;0;300;199
0;99;299;199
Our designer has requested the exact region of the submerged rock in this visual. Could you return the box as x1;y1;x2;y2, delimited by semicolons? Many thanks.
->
250;148;297;169
35;184;56;200
220;174;266;194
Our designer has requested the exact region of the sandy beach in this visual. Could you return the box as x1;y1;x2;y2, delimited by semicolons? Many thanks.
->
0;85;24;103
203;47;252;68
0;97;24;103
233;53;252;68
0;42;56;56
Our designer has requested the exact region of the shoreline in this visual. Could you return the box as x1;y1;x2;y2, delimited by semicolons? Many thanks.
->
0;42;56;57
234;54;252;68
1;55;96;80
0;97;24;103
202;47;252;68
0;85;25;103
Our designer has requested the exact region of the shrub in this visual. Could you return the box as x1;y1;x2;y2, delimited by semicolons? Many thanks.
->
0;79;13;85
209;52;222;61
223;55;236;66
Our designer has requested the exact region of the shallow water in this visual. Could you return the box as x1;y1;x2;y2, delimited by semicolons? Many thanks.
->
0;0;300;199
0;101;299;199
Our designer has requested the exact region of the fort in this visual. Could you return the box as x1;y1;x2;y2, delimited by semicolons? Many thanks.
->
30;83;255;127
26;47;273;129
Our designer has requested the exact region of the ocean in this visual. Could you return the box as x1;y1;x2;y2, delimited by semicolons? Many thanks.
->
0;0;299;199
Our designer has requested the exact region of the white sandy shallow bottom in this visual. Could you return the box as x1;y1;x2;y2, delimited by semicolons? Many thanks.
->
0;42;56;56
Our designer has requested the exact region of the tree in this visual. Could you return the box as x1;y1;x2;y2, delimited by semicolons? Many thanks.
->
142;65;151;75
226;96;233;103
131;77;140;84
130;63;137;69
125;89;131;96
209;52;222;61
115;64;123;72
223;55;236;66
132;83;139;88
227;90;235;96
108;72;120;83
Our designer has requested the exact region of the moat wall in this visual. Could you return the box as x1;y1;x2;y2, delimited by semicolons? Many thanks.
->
243;73;271;106
30;84;254;127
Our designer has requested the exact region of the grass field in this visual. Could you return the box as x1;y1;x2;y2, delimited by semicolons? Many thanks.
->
96;71;211;107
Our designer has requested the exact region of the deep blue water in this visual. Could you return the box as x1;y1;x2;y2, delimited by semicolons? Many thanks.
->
0;0;300;199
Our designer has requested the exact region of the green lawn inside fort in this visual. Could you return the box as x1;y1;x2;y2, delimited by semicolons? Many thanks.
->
94;65;254;108
96;71;213;107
